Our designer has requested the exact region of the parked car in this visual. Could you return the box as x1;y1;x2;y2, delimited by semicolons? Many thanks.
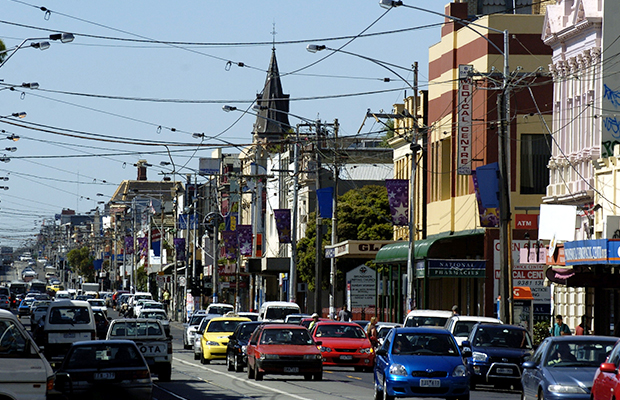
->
200;316;251;364
462;323;533;389
310;321;375;372
444;315;502;346
403;309;453;328
246;323;323;381
524;335;617;400
226;321;262;372
374;327;470;400
54;340;152;399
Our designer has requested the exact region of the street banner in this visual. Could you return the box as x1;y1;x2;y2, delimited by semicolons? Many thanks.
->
316;187;333;219
174;238;186;261
458;64;473;175
222;230;237;259
472;164;500;227
237;225;253;256
274;209;292;243
125;236;134;255
138;237;148;257
385;179;409;226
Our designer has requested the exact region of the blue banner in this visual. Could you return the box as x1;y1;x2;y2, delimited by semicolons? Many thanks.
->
178;214;197;230
316;187;334;219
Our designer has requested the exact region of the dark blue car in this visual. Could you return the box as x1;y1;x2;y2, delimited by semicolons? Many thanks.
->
522;335;617;400
226;321;262;372
374;327;470;400
462;323;533;389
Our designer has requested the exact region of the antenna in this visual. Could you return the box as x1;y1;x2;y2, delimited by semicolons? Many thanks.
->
271;21;277;50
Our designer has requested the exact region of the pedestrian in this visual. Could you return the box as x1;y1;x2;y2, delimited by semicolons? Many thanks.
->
338;305;352;322
309;313;320;330
550;315;571;336
162;288;171;313
575;315;590;335
367;316;379;349
451;305;460;316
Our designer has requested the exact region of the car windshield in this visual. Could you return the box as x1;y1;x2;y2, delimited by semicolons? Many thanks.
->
208;306;233;315
65;343;144;369
109;321;162;336
49;307;91;324
452;321;478;337
260;328;313;345
265;307;299;320
315;324;366;339
404;316;448;327
207;319;243;333
238;323;261;341
545;340;615;367
391;332;459;356
190;315;205;326
473;327;532;349
0;319;28;355
142;311;167;320
89;300;105;307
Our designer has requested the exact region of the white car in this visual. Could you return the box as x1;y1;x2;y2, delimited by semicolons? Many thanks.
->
136;308;170;336
444;315;503;346
376;322;402;346
183;311;208;350
87;298;107;314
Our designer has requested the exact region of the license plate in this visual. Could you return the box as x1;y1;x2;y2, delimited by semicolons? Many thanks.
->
63;332;75;338
497;367;513;374
340;355;353;360
420;379;441;387
283;367;299;373
94;372;115;380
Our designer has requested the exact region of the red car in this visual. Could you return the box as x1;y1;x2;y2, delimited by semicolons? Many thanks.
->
592;340;620;400
246;324;323;381
310;321;375;372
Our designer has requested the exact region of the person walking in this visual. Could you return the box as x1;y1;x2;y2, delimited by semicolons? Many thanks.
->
367;317;379;349
162;288;171;313
338;305;352;322
550;315;571;336
575;315;590;335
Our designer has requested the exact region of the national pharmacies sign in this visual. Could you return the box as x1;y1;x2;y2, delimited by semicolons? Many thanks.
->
564;239;620;265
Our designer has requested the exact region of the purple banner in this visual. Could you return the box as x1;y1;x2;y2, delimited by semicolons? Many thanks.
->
222;230;238;259
174;238;186;261
274;209;292;243
124;236;134;255
138;237;148;258
385;179;409;226
237;225;253;256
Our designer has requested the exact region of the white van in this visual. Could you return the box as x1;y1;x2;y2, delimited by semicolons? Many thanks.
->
55;290;71;300
403;309;453;328
0;309;56;400
43;299;96;360
258;301;301;322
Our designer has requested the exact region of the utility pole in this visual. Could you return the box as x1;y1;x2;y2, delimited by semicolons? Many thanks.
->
329;120;339;319
315;120;323;315
408;62;420;311
289;125;300;304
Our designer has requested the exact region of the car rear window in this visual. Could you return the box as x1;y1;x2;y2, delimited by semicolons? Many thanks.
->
473;326;532;349
65;343;144;368
265;307;299;321
207;319;243;333
48;306;91;324
109;321;162;336
392;332;459;356
404;316;448;327
315;324;366;339
260;328;313;345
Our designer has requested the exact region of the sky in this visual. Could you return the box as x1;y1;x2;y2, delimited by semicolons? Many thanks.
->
0;0;449;248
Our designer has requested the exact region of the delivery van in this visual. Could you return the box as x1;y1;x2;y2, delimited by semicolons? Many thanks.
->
258;301;301;322
43;299;96;360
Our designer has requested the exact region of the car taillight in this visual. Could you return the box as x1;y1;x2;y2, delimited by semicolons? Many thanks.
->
91;332;96;340
46;376;54;392
133;370;150;379
168;341;173;354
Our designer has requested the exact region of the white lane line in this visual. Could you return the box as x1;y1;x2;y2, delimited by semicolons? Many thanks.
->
176;358;314;400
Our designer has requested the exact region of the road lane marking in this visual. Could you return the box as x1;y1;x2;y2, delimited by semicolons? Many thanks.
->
176;358;314;400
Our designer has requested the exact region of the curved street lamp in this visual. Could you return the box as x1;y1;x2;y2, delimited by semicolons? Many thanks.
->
0;33;75;69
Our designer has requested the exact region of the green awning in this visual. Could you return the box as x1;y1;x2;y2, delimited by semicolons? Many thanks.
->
374;229;485;264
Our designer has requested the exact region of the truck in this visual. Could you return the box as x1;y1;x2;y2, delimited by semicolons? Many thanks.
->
106;318;172;381
81;282;99;295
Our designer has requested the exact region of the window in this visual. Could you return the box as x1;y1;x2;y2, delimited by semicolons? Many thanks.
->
520;134;551;194
0;320;28;357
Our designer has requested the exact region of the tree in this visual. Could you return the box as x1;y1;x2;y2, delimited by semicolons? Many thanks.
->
0;39;6;63
66;246;95;282
296;185;392;291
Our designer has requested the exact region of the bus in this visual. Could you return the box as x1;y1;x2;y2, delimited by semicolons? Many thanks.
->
9;280;28;307
29;280;47;294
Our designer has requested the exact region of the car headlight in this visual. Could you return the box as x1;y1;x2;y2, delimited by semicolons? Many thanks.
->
359;347;373;354
206;341;219;346
259;353;279;360
389;363;408;376
241;345;247;353
304;354;322;360
320;346;332;352
452;365;468;377
472;351;488;362
548;385;587;394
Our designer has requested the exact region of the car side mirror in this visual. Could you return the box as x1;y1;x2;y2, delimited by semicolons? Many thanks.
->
522;361;536;369
376;349;388;356
462;340;471;347
600;362;617;374
461;349;472;358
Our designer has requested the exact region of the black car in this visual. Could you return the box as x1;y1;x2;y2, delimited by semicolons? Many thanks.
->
227;321;262;372
92;309;110;340
54;340;152;400
462;323;533;389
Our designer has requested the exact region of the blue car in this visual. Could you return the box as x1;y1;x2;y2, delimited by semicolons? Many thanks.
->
462;323;533;389
17;297;34;317
522;335;617;400
374;327;470;400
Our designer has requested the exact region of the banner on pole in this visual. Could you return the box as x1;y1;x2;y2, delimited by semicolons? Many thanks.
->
385;179;409;226
274;209;292;243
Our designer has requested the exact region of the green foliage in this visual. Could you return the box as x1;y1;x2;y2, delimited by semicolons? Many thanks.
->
66;246;95;282
533;321;551;346
0;40;5;63
380;119;396;147
296;185;392;291
136;266;148;292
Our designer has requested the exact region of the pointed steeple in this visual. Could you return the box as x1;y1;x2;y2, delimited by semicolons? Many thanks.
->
253;48;291;142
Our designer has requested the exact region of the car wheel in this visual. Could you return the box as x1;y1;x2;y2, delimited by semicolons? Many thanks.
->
234;355;243;373
247;362;255;379
194;351;199;360
200;351;207;364
255;370;263;381
227;353;234;371
374;382;383;400
538;388;544;400
383;378;394;400
314;372;322;381
158;363;172;382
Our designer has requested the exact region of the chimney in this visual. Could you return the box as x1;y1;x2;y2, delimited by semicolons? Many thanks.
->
136;159;148;181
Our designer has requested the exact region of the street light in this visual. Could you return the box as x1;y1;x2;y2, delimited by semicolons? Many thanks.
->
6;135;19;141
379;0;513;323
4;148;16;152
0;33;75;69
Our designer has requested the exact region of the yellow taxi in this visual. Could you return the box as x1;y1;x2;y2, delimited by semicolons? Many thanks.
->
200;316;250;364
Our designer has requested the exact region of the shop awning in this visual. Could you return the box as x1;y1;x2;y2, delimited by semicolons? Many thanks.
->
374;229;485;265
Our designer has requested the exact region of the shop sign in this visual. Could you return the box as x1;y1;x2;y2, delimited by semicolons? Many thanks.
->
345;265;376;308
564;239;608;265
427;259;486;278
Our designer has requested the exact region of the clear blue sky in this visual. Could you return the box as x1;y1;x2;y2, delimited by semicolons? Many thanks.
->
1;0;448;248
